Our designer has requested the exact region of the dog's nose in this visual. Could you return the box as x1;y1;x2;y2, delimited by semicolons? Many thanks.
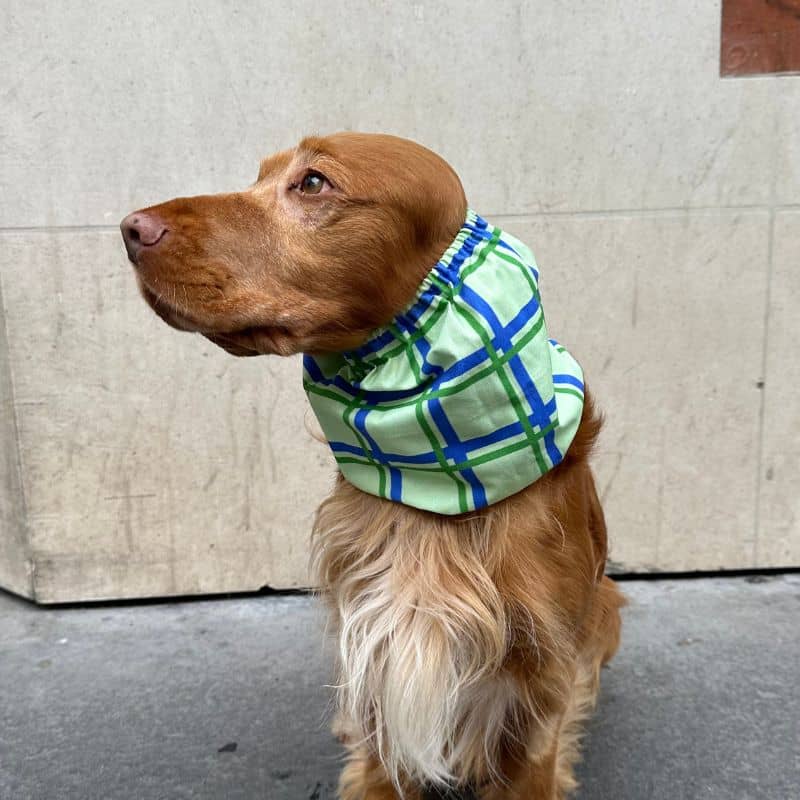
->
120;212;167;263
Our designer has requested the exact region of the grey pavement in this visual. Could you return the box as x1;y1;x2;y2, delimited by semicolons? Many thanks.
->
1;576;798;800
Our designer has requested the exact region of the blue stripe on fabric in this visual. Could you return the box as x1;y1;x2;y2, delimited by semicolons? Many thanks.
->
305;362;422;402
389;467;402;501
440;344;490;382
328;441;434;464
509;355;562;467
497;241;540;280
458;470;486;508
497;239;520;255
544;430;563;466
436;231;482;285
327;394;559;466
459;283;553;429
395;282;442;332
500;294;541;341
306;295;551;408
307;218;515;399
348;216;491;364
552;373;584;391
306;297;551;405
351;329;396;359
458;283;506;336
330;441;376;457
412;335;445;379
447;415;529;453
303;354;326;383
345;284;443;364
392;314;445;380
427;397;460;445
306;336;496;402
406;284;442;325
352;408;383;458
428;397;487;508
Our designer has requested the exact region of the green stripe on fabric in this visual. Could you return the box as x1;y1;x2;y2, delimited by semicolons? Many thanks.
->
393;323;423;384
452;422;556;469
415;398;469;513
375;295;451;364
451;300;550;475
308;229;504;380
302;382;352;405
341;390;386;498
494;248;540;297
448;227;502;295
427;228;501;299
554;386;584;401
333;420;557;474
303;311;547;412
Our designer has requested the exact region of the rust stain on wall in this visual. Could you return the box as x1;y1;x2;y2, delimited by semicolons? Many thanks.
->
722;0;800;76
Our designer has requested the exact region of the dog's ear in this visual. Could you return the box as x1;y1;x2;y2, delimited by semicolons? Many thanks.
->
404;151;468;260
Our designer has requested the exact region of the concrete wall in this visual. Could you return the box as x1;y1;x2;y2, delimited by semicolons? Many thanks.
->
1;1;798;601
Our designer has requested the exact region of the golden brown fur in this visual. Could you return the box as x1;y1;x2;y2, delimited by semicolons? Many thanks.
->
315;395;623;798
122;132;625;798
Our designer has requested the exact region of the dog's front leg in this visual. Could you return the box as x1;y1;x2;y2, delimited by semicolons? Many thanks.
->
338;746;423;800
480;738;560;800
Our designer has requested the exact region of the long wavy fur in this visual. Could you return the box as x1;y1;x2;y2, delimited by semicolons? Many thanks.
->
312;395;624;798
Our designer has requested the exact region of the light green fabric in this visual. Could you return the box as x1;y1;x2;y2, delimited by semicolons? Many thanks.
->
303;209;584;515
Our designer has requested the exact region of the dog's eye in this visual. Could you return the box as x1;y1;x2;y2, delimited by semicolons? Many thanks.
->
299;171;328;195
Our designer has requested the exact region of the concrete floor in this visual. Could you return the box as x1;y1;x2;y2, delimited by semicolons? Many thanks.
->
0;576;798;800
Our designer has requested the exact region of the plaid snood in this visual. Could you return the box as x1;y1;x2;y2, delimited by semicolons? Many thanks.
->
302;209;585;515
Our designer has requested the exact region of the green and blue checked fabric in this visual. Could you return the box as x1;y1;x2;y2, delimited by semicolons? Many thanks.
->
302;209;585;515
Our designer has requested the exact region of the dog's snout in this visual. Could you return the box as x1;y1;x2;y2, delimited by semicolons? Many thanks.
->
120;212;167;263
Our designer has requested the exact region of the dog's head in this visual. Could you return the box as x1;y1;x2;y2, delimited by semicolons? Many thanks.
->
121;133;467;356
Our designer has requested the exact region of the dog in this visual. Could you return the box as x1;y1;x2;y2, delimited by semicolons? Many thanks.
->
121;132;624;799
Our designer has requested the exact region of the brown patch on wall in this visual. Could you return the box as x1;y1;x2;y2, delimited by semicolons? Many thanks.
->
721;0;800;76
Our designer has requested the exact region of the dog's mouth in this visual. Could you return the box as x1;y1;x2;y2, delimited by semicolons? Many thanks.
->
137;279;285;356
137;280;204;333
